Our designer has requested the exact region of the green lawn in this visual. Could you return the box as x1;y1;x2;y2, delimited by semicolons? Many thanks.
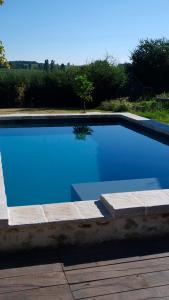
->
134;110;169;124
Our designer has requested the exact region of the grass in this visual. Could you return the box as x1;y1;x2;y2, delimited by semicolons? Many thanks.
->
100;99;169;124
133;110;169;124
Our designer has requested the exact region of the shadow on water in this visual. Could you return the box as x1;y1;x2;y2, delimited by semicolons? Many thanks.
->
122;118;169;147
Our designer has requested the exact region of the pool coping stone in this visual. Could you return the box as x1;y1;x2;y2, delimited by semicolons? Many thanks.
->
101;189;169;218
0;154;8;227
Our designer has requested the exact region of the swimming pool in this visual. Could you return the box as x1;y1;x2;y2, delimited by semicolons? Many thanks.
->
1;117;169;207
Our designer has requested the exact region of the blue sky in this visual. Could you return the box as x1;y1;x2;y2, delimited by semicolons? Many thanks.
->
0;0;169;64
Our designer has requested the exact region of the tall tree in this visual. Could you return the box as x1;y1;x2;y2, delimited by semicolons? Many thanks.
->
60;63;65;70
44;59;49;72
131;38;169;93
50;60;55;71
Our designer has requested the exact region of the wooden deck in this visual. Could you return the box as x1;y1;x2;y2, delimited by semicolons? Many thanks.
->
1;238;169;299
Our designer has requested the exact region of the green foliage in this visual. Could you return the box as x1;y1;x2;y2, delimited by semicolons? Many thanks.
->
44;59;49;72
50;60;55;71
131;99;158;112
0;1;9;68
100;99;130;112
0;55;131;108
136;110;169;124
74;75;94;112
157;92;169;99
9;61;40;70
2;43;169;109
15;83;26;106
131;38;169;93
83;59;128;102
0;41;9;69
100;98;169;113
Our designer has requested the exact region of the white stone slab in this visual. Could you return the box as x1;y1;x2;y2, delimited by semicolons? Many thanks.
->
101;192;145;218
137;189;169;215
9;205;46;225
161;189;169;198
0;155;8;227
43;202;82;223
74;200;111;220
101;189;169;218
122;112;148;121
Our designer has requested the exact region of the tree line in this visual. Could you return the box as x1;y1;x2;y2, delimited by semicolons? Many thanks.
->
0;38;169;108
8;60;71;71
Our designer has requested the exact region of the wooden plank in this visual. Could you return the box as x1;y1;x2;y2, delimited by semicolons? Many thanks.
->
63;251;169;271
0;263;62;278
0;285;74;300
60;238;169;271
0;272;67;294
66;256;169;284
2;240;169;299
86;285;169;300
71;269;169;299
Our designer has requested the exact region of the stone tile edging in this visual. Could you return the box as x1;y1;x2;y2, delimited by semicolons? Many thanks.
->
0;154;8;227
8;189;169;226
8;200;111;226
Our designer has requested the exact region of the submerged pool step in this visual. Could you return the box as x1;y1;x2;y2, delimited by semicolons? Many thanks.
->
71;177;169;202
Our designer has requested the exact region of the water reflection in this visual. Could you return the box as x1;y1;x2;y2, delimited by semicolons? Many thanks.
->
73;125;93;140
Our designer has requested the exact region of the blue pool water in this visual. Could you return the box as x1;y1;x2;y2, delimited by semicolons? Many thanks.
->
1;121;169;206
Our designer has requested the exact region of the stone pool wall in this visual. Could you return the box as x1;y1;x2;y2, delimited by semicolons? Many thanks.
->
0;188;169;252
1;210;169;252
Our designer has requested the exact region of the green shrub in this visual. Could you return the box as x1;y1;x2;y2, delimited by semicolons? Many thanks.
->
157;92;169;98
100;98;169;113
132;99;159;112
0;59;128;108
100;99;130;112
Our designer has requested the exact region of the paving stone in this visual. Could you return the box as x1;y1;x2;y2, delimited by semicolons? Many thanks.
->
9;205;46;225
101;192;145;218
43;202;82;222
74;200;111;220
137;190;169;215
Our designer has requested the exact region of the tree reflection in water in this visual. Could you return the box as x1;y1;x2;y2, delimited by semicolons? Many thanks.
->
73;125;93;141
